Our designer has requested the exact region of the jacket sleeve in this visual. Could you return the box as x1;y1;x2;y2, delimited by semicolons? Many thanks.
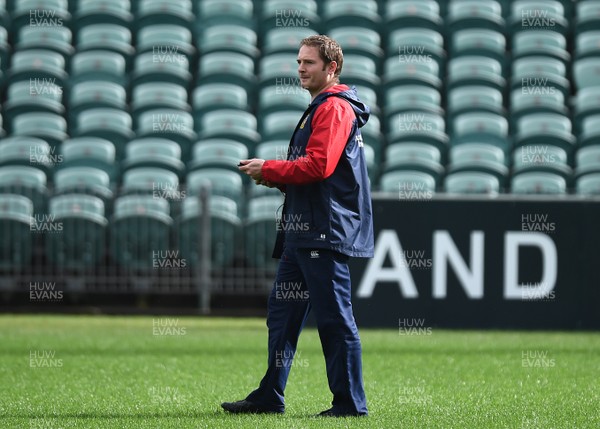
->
261;98;354;185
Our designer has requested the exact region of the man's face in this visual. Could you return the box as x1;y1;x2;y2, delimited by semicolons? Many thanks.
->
297;45;335;93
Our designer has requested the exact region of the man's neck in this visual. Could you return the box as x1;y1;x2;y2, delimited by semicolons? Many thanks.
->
310;81;338;102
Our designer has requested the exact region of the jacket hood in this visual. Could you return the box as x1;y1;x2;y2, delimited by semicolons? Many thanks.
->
318;84;370;128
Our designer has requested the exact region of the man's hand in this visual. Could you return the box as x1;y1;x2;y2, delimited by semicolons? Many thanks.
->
239;159;265;181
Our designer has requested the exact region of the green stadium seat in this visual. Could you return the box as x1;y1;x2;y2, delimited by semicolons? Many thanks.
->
131;51;192;89
329;27;383;66
451;112;510;152
4;80;65;129
574;87;600;135
0;137;54;174
259;53;300;89
512;145;571;182
136;24;196;62
15;26;74;59
244;195;283;271
262;28;316;55
512;56;570;97
68;81;127;123
447;143;509;186
575;1;600;35
135;0;194;30
388;111;448;154
515;113;576;160
509;1;569;35
0;166;47;213
11;112;68;149
188;139;249;173
197;52;256;96
354;86;379;117
178;195;242;269
46;194;108;272
135;109;196;161
73;108;134;158
511;172;567;195
187;168;244;202
12;0;70;31
579;115;600;148
255;140;289;161
53;167;113;210
383;143;444;182
385;85;443;122
575;31;600;60
447;56;505;92
0;194;34;271
451;29;506;67
260;111;304;141
110;195;173;271
361;115;384;160
0;0;6;29
122;138;185;178
575;146;600;179
258;85;309;116
260;0;319;39
388;28;445;69
383;56;441;89
576;174;600;196
323;0;381;31
447;86;505;132
7;50;68;88
447;0;505;33
0;26;9;72
197;109;260;150
193;84;249;119
512;30;570;64
70;50;127;87
59;137;117;180
199;25;259;58
510;87;567;132
573;58;600;91
385;1;443;33
198;0;254;29
379;170;437;196
122;167;180;200
75;24;135;62
363;143;378;185
74;0;133;29
444;172;501;195
339;55;380;92
132;82;190;126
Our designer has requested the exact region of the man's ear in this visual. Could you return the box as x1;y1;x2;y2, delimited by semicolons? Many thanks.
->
329;61;337;76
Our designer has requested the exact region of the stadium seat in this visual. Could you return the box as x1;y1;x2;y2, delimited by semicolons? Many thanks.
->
244;195;283;271
178;195;242;269
187;168;244;202
197;109;260;150
132;82;190;125
511;56;570;97
338;55;380;92
198;25;259;58
0;26;8;73
444;171;501;195
110;195;173;271
575;31;600;60
135;0;194;30
451;112;510;152
259;0;320;39
73;108;134;158
0;166;47;213
260;111;304;141
512;31;570;64
0;137;54;174
131;51;192;89
509;87;567;132
197;52;256;97
354;86;379;117
12;0;70;31
75;24;135;63
512;145;572;182
379;170;437;196
385;85;443;122
383;56;441;90
573;58;600;91
53;167;113;210
258;85;309;116
255;140;289;162
74;0;133;29
451;29;506;67
0;0;6;30
447;143;509;186
68;81;127;123
197;0;254;29
574;87;600;135
46;194;108;272
383;143;444;182
122;138;185;178
329;27;383;66
135;109;196;161
11;112;68;149
122;167;180;200
360;115;384;160
576;173;600;196
388;111;448;155
575;1;600;35
514;113;576;161
262;28;316;55
447;0;505;33
0;194;34;271
323;0;381;31
15;26;74;59
384;0;443;32
511;172;567;195
509;1;569;35
259;53;300;89
7;50;68;88
579;115;600;148
447;56;505;92
193;84;249;119
188;139;249;173
69;50;127;87
575;146;600;179
137;24;196;63
59;137;117;181
388;28;445;69
447;86;505;131
3;80;65;129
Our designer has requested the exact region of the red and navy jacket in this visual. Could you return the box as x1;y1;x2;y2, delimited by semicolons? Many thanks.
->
262;84;374;258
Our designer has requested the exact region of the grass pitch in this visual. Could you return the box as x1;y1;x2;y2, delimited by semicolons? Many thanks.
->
0;315;598;428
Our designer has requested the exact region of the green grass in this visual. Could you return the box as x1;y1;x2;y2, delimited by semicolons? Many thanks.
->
0;315;598;429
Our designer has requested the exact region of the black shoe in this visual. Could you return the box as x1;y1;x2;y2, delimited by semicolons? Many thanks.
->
221;399;283;414
316;408;367;417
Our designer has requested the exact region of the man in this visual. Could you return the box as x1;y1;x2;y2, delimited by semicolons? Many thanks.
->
222;35;374;417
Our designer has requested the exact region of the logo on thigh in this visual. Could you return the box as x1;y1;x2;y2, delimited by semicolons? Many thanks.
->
310;250;319;259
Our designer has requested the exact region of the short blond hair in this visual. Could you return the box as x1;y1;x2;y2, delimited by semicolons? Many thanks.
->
300;35;343;80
